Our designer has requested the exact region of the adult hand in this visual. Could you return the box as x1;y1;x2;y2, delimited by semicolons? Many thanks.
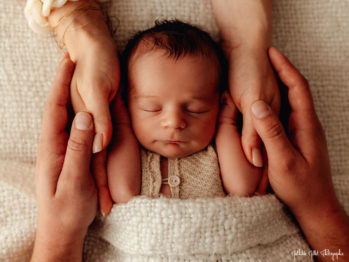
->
70;43;118;216
49;0;120;153
211;0;280;168
69;40;120;153
252;47;349;259
31;54;98;262
49;1;119;216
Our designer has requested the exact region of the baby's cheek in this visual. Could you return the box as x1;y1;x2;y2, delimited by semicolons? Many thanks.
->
129;115;150;143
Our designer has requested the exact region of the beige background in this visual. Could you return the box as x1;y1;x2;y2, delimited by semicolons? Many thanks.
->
0;0;348;205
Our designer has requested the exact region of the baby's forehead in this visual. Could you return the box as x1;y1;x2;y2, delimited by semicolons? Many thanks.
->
128;36;220;69
130;49;219;85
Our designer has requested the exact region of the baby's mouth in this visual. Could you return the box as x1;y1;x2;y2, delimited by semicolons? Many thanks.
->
164;140;185;143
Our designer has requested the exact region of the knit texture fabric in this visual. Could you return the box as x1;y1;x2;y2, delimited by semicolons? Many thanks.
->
84;195;311;261
1;0;349;261
140;145;226;199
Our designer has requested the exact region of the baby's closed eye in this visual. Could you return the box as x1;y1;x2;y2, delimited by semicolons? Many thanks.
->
138;102;162;112
184;105;211;114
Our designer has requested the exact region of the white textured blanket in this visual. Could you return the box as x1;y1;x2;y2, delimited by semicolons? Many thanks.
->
0;159;310;261
84;195;310;261
1;0;349;261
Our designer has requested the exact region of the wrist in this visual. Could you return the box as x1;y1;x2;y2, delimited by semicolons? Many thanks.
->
292;200;349;255
36;221;87;246
48;0;116;61
221;27;271;58
292;196;345;228
31;224;87;262
226;42;269;62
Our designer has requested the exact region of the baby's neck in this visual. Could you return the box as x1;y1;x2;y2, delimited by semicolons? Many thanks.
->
160;156;168;179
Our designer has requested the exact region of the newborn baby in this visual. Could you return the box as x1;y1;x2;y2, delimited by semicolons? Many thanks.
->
107;20;261;203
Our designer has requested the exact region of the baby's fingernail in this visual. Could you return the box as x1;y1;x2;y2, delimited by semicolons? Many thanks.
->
251;101;271;119
93;133;103;153
252;148;263;167
75;112;92;130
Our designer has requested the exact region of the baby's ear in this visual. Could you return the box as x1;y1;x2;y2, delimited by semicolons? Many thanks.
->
220;91;234;107
218;91;239;126
110;88;131;127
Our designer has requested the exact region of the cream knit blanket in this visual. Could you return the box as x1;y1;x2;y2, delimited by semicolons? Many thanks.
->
1;0;349;261
0;158;312;261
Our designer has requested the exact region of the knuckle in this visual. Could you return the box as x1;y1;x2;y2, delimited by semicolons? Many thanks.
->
279;156;297;173
68;136;89;152
264;120;284;139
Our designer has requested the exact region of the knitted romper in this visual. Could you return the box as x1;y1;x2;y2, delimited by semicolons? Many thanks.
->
140;145;226;199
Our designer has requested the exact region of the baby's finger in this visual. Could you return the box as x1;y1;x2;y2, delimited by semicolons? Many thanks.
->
92;150;113;216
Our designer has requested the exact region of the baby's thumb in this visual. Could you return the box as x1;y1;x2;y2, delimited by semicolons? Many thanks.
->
251;100;295;163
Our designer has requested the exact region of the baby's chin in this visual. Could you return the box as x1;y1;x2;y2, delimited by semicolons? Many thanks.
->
145;142;207;158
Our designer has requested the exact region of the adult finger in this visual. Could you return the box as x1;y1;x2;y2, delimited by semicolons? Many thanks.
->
268;47;324;158
251;100;297;165
86;94;113;154
241;114;263;167
37;54;75;196
41;53;75;155
60;112;94;182
255;148;269;195
92;150;113;216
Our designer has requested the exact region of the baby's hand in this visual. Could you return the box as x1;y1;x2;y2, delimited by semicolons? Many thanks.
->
215;92;261;196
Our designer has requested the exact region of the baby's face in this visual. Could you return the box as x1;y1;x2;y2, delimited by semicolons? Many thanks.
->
127;49;220;158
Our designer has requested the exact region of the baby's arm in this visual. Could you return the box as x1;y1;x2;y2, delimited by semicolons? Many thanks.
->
215;92;261;196
107;94;141;203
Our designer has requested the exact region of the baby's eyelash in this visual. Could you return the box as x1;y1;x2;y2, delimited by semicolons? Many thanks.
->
142;108;161;112
186;109;209;114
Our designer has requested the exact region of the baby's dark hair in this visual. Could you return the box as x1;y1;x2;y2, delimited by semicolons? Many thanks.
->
120;20;227;102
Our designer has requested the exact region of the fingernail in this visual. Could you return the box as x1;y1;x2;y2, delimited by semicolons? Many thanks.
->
75;112;92;130
93;133;103;153
251;101;271;119
252;148;263;167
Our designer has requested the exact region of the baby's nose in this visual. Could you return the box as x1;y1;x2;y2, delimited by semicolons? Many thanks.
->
160;110;186;129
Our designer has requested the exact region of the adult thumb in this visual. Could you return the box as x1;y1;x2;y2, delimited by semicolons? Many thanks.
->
251;100;296;163
61;112;94;177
